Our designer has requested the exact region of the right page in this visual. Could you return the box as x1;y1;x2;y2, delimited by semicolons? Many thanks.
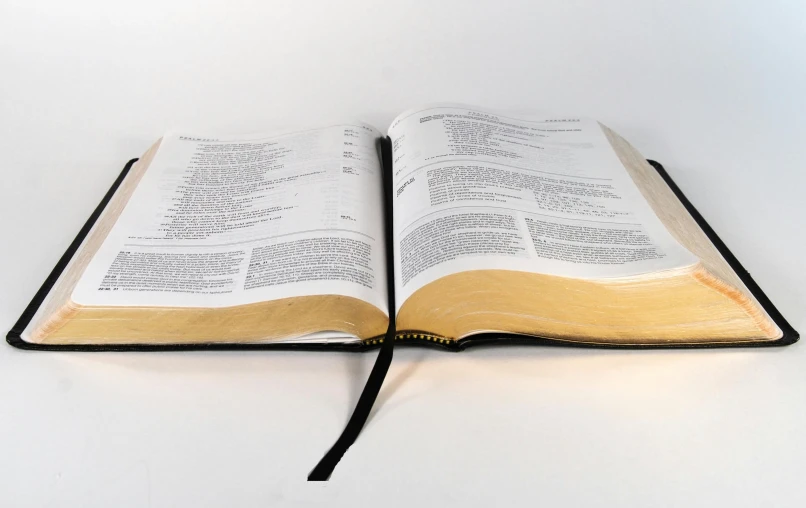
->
388;104;699;311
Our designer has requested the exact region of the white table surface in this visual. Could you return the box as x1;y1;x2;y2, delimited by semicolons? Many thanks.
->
1;1;804;506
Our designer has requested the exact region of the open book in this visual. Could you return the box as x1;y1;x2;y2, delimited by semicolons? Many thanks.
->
9;104;797;349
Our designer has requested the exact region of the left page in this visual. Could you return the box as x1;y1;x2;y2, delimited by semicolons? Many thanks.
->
72;124;389;316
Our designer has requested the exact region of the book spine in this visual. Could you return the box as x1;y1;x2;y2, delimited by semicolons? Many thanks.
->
361;332;454;347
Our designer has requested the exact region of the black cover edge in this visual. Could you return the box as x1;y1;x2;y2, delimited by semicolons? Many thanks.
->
648;160;799;346
6;152;798;352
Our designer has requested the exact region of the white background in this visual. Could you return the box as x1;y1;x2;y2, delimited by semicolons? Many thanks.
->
1;1;804;506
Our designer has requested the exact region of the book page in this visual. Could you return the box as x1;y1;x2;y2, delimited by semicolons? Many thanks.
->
388;104;698;310
259;331;361;344
72;124;388;315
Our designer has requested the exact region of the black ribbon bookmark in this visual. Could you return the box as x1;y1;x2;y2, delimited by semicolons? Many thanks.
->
308;137;398;481
307;325;395;480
